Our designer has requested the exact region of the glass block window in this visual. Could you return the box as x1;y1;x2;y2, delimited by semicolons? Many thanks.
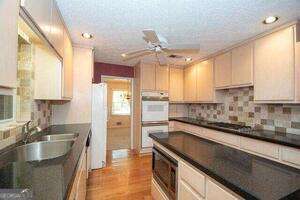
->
0;95;13;121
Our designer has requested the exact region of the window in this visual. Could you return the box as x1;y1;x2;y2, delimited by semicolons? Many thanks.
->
0;93;14;122
112;90;130;115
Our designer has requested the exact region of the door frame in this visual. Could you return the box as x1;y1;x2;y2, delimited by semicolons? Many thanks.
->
101;75;134;150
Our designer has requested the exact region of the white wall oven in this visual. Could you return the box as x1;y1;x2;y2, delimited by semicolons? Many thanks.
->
141;92;169;150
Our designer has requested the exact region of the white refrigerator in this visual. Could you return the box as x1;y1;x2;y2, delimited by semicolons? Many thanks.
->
91;83;107;169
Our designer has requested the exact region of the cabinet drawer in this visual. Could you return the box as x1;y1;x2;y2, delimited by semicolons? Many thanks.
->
205;129;239;147
151;179;168;200
179;180;204;200
281;147;300;166
206;179;238;200
240;138;279;159
179;161;205;197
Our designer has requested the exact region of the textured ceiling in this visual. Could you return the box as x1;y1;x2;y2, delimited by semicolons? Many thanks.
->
56;0;300;66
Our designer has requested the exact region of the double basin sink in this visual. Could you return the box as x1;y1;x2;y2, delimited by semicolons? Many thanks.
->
1;133;79;163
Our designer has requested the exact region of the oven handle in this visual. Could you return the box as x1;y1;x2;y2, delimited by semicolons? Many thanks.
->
142;121;169;127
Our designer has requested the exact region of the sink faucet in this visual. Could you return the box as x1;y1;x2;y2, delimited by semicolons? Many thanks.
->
22;121;42;144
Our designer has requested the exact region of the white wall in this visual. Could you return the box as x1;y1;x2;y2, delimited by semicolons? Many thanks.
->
52;47;93;124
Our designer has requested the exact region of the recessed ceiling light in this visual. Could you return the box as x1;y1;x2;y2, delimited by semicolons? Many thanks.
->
185;57;192;62
82;33;93;39
263;16;279;24
121;53;126;57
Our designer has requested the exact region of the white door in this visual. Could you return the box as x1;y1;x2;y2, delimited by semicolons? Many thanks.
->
91;83;107;169
141;125;168;148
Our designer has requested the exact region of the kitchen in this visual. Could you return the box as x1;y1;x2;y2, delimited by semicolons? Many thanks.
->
0;0;300;200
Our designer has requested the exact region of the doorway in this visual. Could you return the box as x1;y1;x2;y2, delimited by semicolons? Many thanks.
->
102;76;133;151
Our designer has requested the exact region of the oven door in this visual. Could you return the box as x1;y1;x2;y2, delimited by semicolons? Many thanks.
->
141;124;168;148
152;147;177;200
142;101;169;122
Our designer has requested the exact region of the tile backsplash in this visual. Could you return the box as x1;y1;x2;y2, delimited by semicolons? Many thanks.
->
186;87;300;134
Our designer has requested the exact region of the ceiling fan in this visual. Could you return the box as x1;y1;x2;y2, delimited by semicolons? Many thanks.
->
121;30;199;65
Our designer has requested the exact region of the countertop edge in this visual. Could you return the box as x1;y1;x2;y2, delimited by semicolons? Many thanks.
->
169;118;300;149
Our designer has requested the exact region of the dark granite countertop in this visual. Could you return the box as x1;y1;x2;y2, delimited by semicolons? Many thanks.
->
169;117;300;149
150;131;300;200
0;123;91;200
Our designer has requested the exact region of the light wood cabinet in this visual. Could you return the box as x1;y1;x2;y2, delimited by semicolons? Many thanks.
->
184;65;198;102
0;0;19;88
179;181;204;200
50;0;64;56
20;0;53;39
206;179;238;200
214;52;232;88
140;63;169;91
254;26;295;101
231;43;253;86
62;29;73;99
169;67;184;102
197;60;214;102
140;63;156;90
68;147;87;200
155;65;169;91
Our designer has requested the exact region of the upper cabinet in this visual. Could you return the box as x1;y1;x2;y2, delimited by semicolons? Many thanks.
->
140;63;156;90
169;67;184;102
155;65;169;91
140;63;169;92
0;0;19;88
214;44;254;89
184;64;198;102
20;0;52;39
21;0;74;100
49;0;64;56
214;52;232;88
62;29;73;99
231;43;253;86
197;60;215;102
254;25;299;102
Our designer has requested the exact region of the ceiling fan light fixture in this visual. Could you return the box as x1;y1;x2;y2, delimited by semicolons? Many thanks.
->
263;16;279;24
82;32;93;39
185;57;192;62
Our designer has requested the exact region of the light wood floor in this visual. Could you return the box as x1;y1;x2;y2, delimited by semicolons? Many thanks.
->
86;149;152;200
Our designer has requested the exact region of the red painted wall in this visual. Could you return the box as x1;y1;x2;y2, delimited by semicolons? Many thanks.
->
93;62;135;83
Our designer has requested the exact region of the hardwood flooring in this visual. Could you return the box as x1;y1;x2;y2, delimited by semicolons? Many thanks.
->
86;149;153;200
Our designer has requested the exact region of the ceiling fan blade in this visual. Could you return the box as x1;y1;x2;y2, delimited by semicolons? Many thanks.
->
156;52;168;66
122;49;150;57
163;48;199;54
142;29;159;43
143;36;150;43
123;51;154;61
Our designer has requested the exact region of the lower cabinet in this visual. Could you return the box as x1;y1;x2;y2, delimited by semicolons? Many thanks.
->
179;180;204;200
68;147;87;200
206;179;238;200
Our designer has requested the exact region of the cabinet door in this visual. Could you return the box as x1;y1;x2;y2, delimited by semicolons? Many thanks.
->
197;60;214;102
21;0;52;38
179;181;204;200
214;52;232;88
0;0;18;88
49;1;64;56
62;29;73;99
254;27;294;101
141;63;156;91
184;65;197;101
155;65;169;91
206;179;238;200
169;67;184;102
231;43;253;86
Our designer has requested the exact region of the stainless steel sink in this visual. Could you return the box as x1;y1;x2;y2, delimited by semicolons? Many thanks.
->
3;140;74;162
40;133;79;141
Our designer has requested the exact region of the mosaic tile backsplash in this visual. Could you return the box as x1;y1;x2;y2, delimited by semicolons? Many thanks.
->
187;87;300;135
